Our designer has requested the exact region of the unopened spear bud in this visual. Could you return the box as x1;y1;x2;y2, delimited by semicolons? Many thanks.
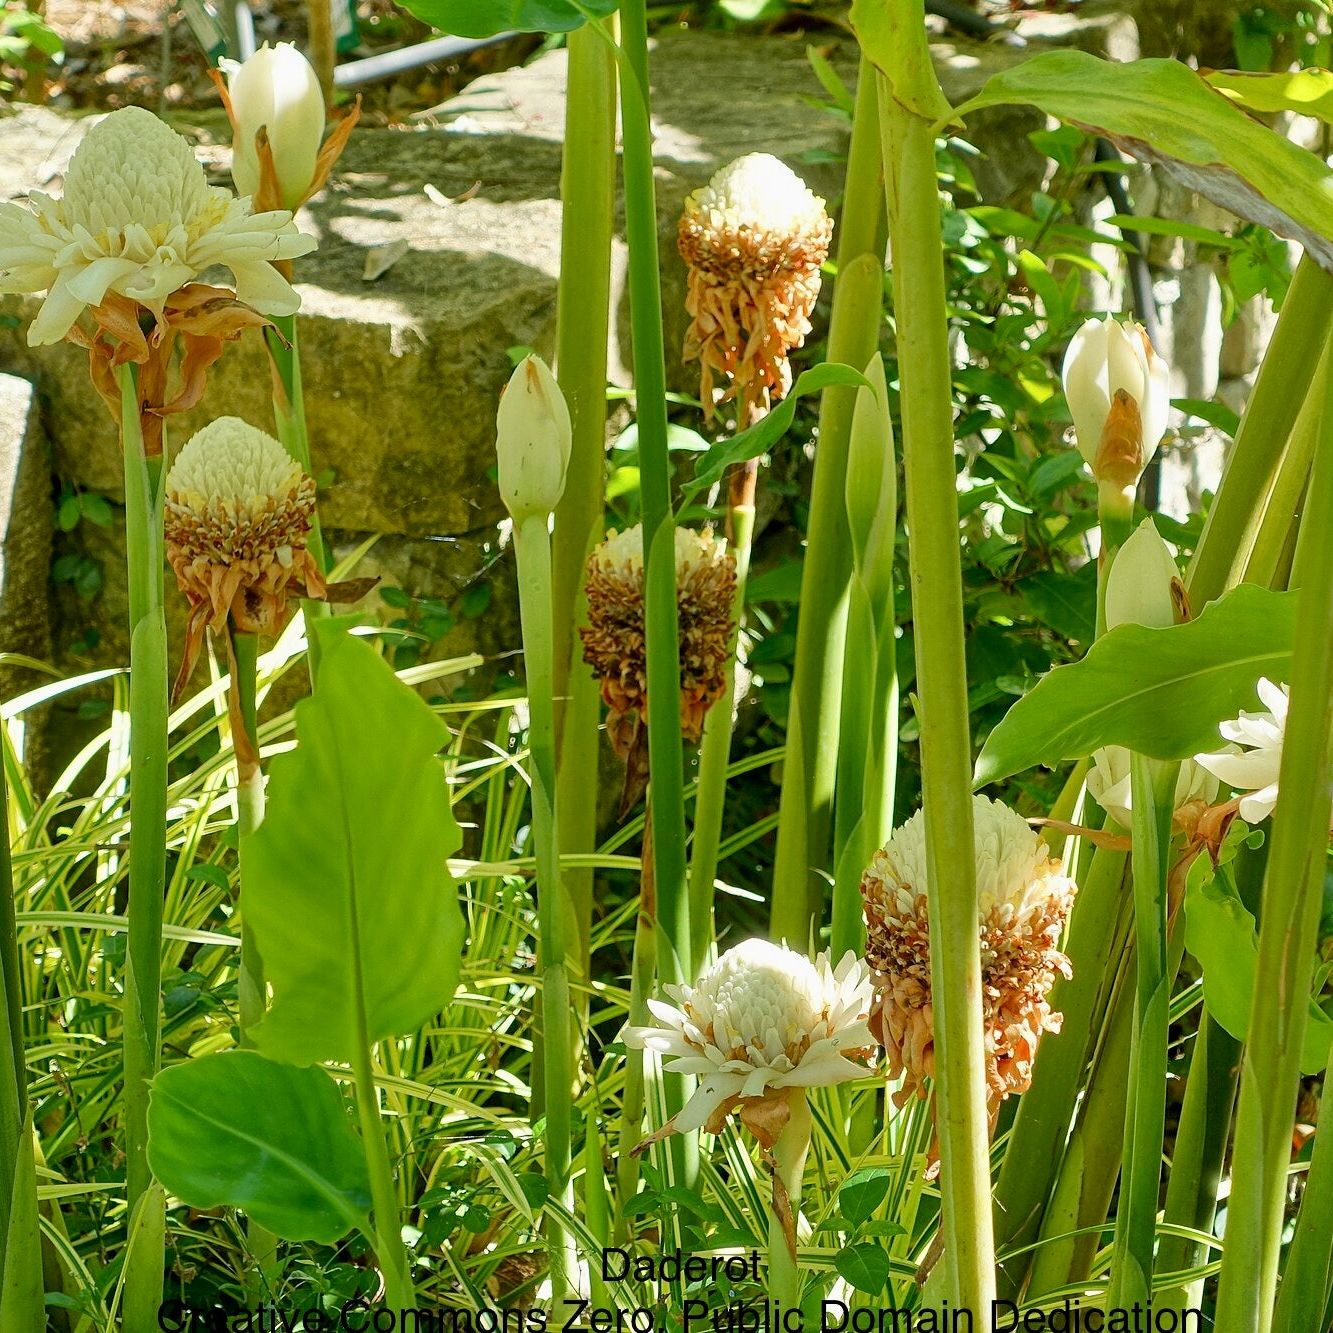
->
223;43;325;212
1062;316;1170;500
1104;518;1184;631
495;354;572;523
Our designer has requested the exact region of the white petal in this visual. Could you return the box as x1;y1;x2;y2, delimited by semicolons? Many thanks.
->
229;259;302;316
673;1073;747;1133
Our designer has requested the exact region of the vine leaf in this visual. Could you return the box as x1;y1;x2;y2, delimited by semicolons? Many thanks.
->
954;51;1333;272
247;619;464;1066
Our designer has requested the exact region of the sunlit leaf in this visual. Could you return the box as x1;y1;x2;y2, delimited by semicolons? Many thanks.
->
247;620;465;1065
1207;68;1333;125
975;585;1296;786
954;52;1333;271
394;0;617;37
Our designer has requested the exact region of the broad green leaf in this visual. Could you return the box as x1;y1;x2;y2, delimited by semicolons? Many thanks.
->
247;620;464;1065
394;0;617;37
835;1242;891;1295
684;364;869;500
954;52;1333;271
1207;68;1333;125
148;1051;371;1242
1184;861;1333;1075
974;584;1295;786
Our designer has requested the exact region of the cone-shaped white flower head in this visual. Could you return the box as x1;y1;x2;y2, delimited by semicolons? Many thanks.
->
1086;747;1220;831
1195;678;1290;824
1061;316;1170;494
860;795;1076;1115
495;354;572;523
165;416;322;642
679;153;832;417
624;939;876;1143
580;524;736;758
224;42;326;212
0;106;315;347
1104;518;1182;631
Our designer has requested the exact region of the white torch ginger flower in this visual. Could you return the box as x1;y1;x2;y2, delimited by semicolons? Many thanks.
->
1194;678;1291;825
165;416;323;694
1087;747;1220;832
678;153;832;419
624;939;876;1145
580;523;737;782
0;105;314;346
1062;316;1170;496
861;796;1076;1120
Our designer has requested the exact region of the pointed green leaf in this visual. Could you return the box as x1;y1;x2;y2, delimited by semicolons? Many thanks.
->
954;52;1333;271
1207;68;1333;125
148;1051;371;1243
0;1115;45;1329
394;0;617;37
975;585;1295;786
247;620;464;1065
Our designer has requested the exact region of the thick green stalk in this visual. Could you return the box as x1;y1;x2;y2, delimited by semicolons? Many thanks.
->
766;1092;812;1309
552;23;616;988
1106;757;1175;1308
993;843;1128;1294
770;60;884;943
118;363;168;1319
688;492;755;973
617;1;690;990
878;43;994;1306
1273;1034;1333;1333
0;754;24;1285
266;315;330;675
1188;256;1333;606
1214;351;1333;1331
232;631;266;1041
514;515;575;1302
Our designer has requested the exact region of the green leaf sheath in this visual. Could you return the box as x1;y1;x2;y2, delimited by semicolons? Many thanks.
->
975;584;1297;784
245;620;465;1066
148;1050;372;1243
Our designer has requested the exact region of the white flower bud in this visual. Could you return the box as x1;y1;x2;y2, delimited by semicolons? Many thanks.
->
1104;518;1181;631
495;354;571;522
1061;316;1170;492
224;42;325;211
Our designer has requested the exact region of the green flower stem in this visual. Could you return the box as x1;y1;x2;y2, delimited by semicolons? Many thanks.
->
1156;1014;1240;1313
231;630;266;1041
552;22;617;992
0;749;25;1279
513;514;576;1304
1214;350;1333;1332
265;314;331;678
767;1091;812;1309
615;2;689;986
878;44;994;1307
1273;1032;1333;1333
770;59;885;943
687;471;756;974
1106;756;1176;1308
1188;255;1333;606
118;361;169;1319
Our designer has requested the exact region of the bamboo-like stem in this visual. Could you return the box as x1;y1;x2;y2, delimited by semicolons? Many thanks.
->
770;62;884;943
513;515;576;1303
1188;256;1333;606
1214;350;1333;1331
1273;1033;1333;1333
117;362;169;1320
1106;756;1175;1307
615;6;694;1191
266;314;331;677
766;1092;812;1309
230;630;267;1041
877;36;994;1304
688;457;757;973
306;0;336;108
0;751;24;1278
552;24;617;993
